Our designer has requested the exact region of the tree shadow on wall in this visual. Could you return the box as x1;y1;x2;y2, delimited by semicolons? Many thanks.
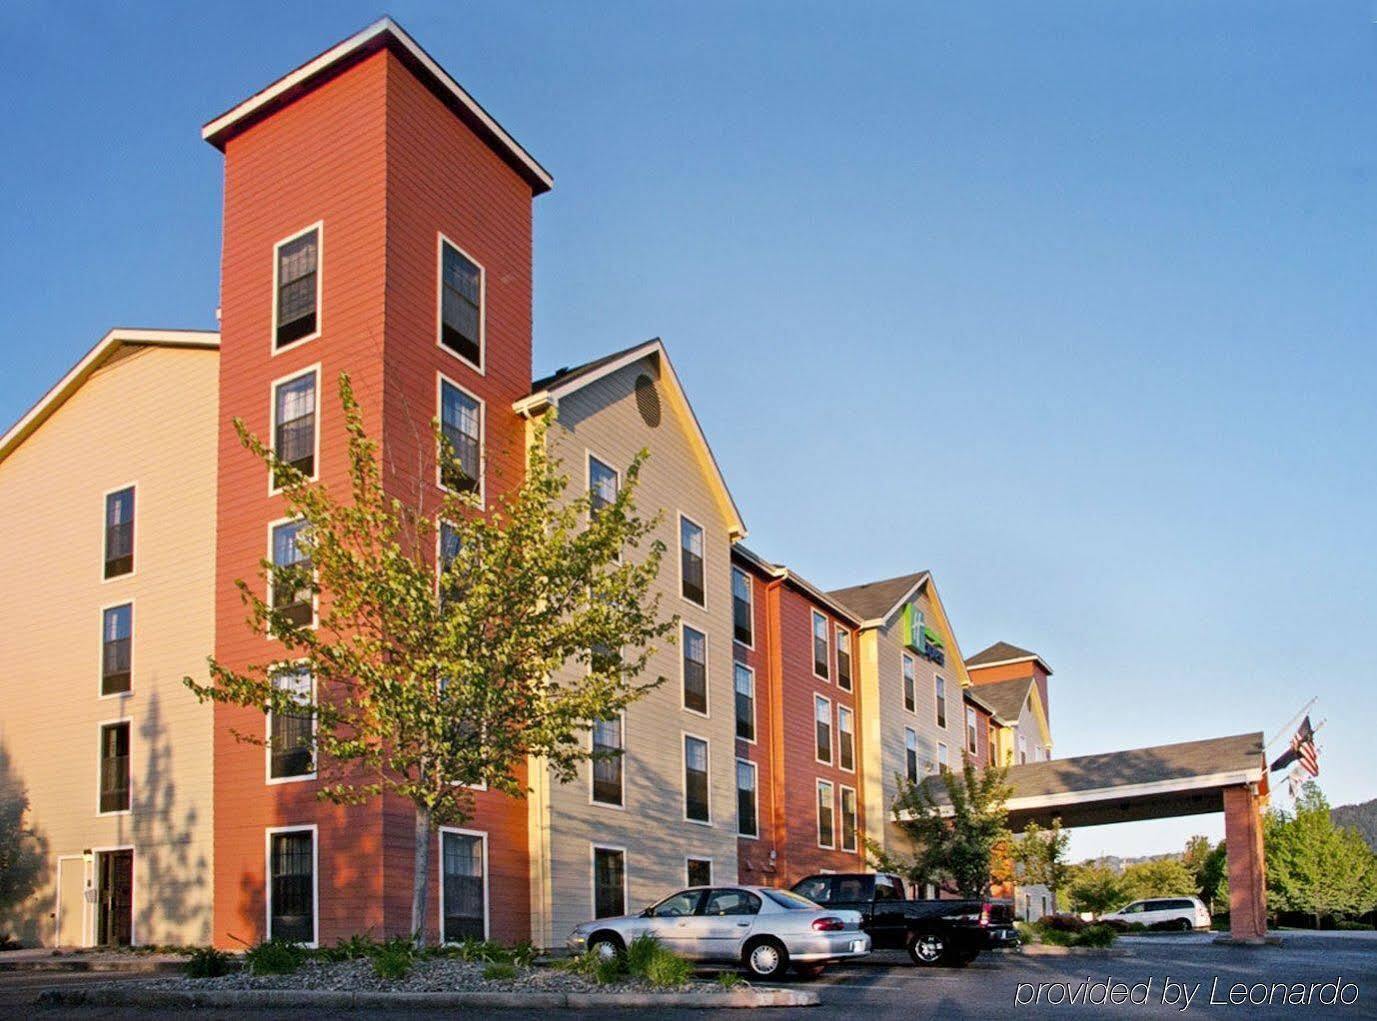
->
0;740;49;946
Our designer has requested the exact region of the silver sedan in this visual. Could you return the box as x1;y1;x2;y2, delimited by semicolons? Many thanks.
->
567;885;871;980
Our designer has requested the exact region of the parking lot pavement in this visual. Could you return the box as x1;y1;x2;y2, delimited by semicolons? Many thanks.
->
9;937;1375;1020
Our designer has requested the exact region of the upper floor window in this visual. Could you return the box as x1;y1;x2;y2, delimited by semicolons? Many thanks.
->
275;226;320;349
736;759;758;837
935;676;947;728
101;604;133;696
734;663;755;742
840;786;858;852
904;727;918;783
837;705;855;772
439;239;483;370
270;520;314;629
588;455;618;519
679;515;705;606
269;666;315;781
731;568;753;646
682;624;708;715
273;370;317;486
902;654;916;713
989;729;999;766
1018;733;1028;764
439;378;482;495
816;780;835;849
836;627;852;690
592;714;623;807
104;486;134;578
684;735;710;823
98;721;131;814
815;695;832;764
966;707;978;755
811;611;829;680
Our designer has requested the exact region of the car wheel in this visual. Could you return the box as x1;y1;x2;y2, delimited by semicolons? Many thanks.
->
793;963;826;980
908;932;947;966
586;932;625;962
743;937;790;980
1176;918;1192;932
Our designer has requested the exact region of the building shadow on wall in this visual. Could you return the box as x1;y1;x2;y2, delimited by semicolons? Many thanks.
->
0;740;50;946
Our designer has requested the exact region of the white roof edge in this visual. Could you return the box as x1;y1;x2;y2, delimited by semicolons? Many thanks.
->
879;573;932;623
968;654;1052;673
201;17;552;193
0;328;220;461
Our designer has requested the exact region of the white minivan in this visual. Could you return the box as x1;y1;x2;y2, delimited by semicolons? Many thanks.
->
1101;896;1211;931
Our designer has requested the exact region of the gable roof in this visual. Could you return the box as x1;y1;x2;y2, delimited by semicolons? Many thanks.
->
967;641;1053;675
973;677;1035;723
0;328;221;466
202;17;552;195
516;338;746;541
730;545;862;625
827;571;929;623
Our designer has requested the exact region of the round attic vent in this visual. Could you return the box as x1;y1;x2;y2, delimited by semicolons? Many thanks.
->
634;373;661;428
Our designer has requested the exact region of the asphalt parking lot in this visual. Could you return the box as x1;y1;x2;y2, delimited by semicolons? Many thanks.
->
6;933;1375;1019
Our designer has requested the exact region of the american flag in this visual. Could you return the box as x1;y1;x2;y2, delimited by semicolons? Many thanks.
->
1269;715;1319;778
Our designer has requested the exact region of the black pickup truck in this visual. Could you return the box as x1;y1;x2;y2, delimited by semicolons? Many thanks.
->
791;873;1018;967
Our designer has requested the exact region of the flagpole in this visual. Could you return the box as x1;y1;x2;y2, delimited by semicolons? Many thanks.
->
1266;697;1317;749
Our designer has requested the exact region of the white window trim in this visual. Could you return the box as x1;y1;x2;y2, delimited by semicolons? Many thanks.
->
97;599;134;701
588;709;627;811
904;727;919;783
685;856;713;887
966;707;978;755
437;826;490;942
435;517;458;598
271;221;324;356
937;742;950;772
676;511;708;609
264;824;319;948
267;363;322;496
814;694;833;766
590;843;629;920
682;731;712;826
100;482;139;584
735;757;759;840
267;516;319;634
839;784;858;853
95;717;133;817
810;610;830;682
265;663;318;786
835;625;852;690
585;450;621;522
89;844;137;946
733;662;756;745
436;233;486;375
816;779;836;850
731;566;754;650
837;704;855;773
935;675;948;730
901;653;917;714
680;622;710;718
435;371;486;505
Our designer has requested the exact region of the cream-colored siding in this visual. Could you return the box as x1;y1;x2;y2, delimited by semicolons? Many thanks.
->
0;344;218;946
527;355;740;947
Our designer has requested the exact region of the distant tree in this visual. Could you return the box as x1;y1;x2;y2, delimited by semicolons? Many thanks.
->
1183;834;1228;913
1066;862;1127;917
1329;798;1377;853
1119;858;1196;902
1266;783;1377;925
0;745;44;916
874;755;1011;898
1012;819;1073;911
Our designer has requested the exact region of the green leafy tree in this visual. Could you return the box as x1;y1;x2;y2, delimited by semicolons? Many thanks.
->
1266;782;1377;925
874;755;1011;898
187;375;675;945
1012;820;1073;911
1183;834;1228;913
1066;862;1127;917
1119;858;1196;902
0;745;45;918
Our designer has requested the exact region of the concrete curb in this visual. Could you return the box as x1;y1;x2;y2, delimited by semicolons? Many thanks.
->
39;984;820;1010
1020;945;1131;958
0;959;186;974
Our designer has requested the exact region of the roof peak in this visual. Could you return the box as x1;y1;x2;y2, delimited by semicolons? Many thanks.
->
967;641;1052;673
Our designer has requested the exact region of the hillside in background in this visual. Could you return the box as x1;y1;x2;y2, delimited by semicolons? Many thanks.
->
1332;798;1377;851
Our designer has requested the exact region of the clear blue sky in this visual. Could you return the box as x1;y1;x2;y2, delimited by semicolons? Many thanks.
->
2;2;1373;860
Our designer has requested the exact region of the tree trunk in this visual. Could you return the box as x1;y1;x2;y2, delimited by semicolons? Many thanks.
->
412;803;432;947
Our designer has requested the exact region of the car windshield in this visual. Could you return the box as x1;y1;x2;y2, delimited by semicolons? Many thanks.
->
763;889;820;910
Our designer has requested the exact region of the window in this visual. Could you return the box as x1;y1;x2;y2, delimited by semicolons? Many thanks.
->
704;889;761;916
593;847;626;918
1019;733;1028;764
438;520;461;606
817;780;835;848
733;663;755;742
937;742;949;770
681;625;708;714
441;830;486;942
904;728;918;783
902;654;916;712
684;735;710;823
439;239;483;368
836;627;852;690
731;567;753;646
815;695;832;764
275;227;320;349
439;378;482;494
588;455;618;519
269;667;315;781
935;676;947;728
811;611;829;680
679;515;705;605
270;520;314;628
989;730;999;766
104;487;134;578
649;890;703;917
840;786;858;852
837;706;854;772
736;759;758;837
98;721;130;813
273;370;317;485
966;707;978;755
591;715;623;807
101;604;132;695
686;858;712;887
794;876;831;904
268;828;316;944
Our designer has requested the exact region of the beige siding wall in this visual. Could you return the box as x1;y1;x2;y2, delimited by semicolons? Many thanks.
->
0;345;218;946
529;355;739;947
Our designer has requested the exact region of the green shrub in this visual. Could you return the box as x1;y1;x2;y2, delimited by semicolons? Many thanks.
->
323;934;378;961
510;940;538;967
1015;921;1040;944
183;946;232;978
244;939;306;976
716;970;743;989
483;962;518;981
448;936;511;963
1039;913;1087;934
624;935;691;989
1335;920;1375;931
371;939;415;981
1075;925;1117;948
624;935;662;976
